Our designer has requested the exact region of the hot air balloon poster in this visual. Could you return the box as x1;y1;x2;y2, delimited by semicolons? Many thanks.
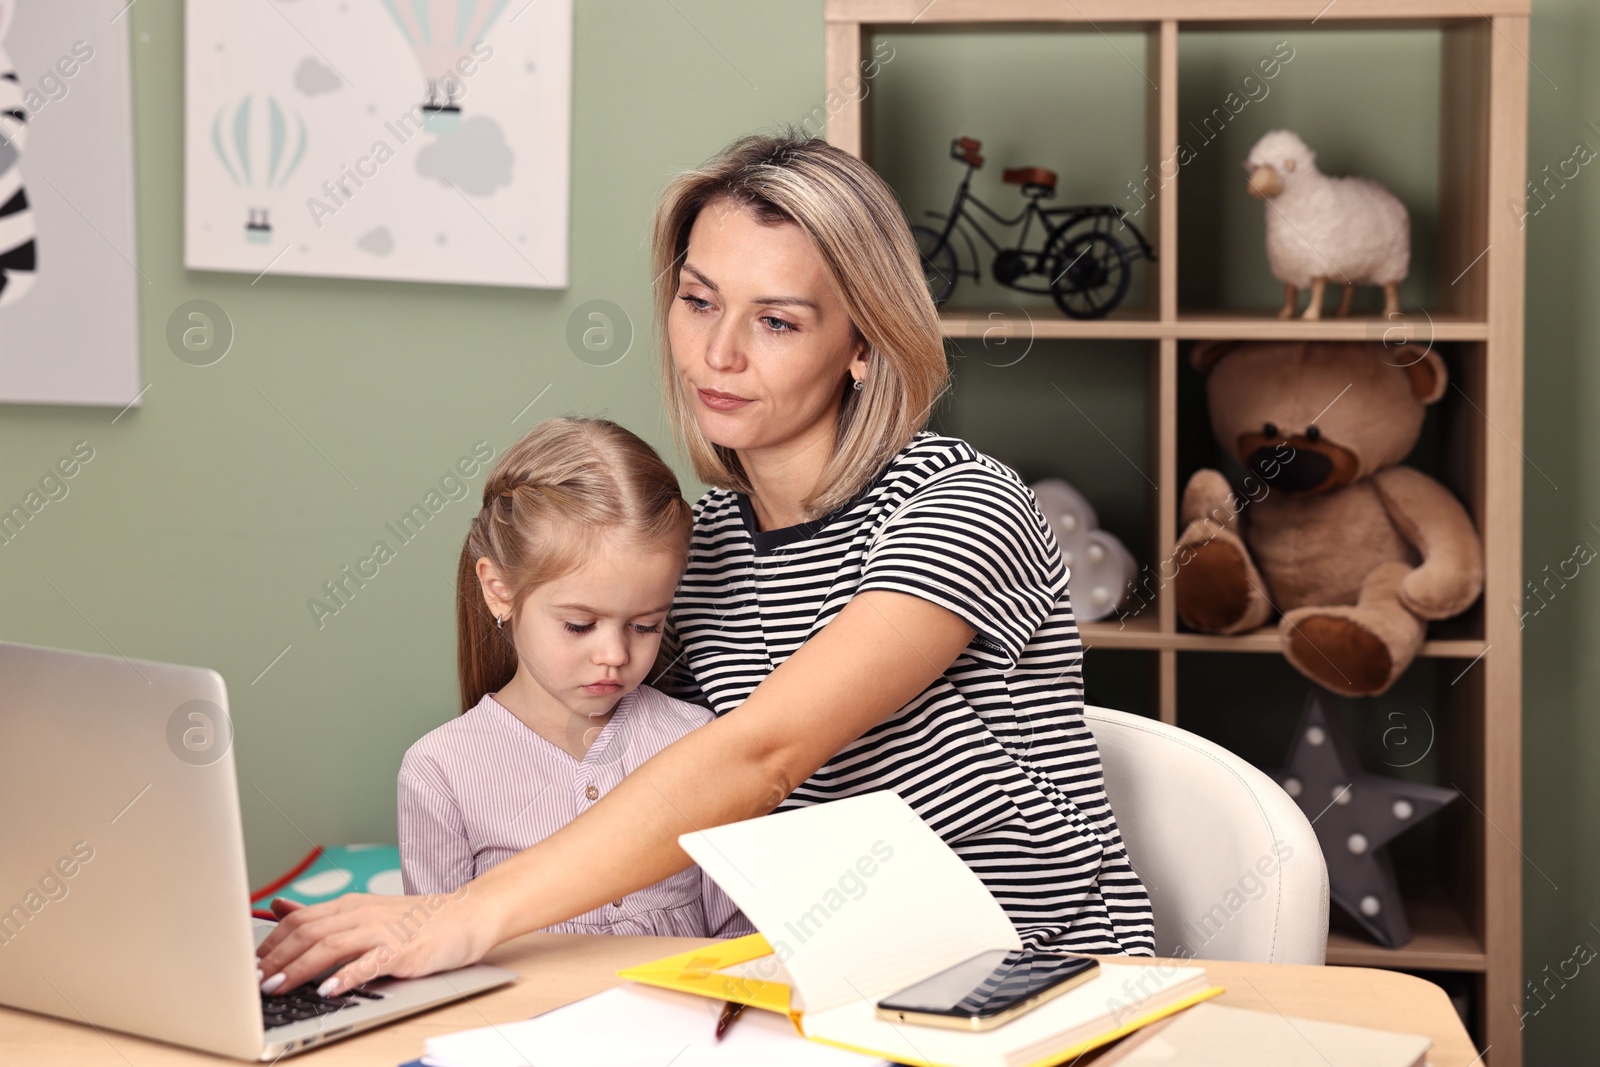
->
184;0;571;289
0;1;139;406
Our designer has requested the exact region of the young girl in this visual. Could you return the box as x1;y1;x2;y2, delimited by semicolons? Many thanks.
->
397;416;754;938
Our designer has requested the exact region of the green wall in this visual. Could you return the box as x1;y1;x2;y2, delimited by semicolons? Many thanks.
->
1;0;1595;1060
1516;2;1600;1062
0;0;829;886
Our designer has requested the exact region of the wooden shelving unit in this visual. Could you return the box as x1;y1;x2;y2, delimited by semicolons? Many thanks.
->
824;2;1526;1062
1327;888;1488;971
1082;616;1489;658
936;308;1493;342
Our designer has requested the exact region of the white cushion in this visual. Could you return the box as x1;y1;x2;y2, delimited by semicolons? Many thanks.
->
1085;705;1329;964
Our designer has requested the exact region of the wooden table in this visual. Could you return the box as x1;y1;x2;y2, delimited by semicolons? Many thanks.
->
0;935;1482;1065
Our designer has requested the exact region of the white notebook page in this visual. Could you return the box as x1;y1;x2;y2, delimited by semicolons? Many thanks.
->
679;791;1022;1015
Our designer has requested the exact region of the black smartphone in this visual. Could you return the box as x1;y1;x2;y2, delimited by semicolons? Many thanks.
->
874;948;1101;1031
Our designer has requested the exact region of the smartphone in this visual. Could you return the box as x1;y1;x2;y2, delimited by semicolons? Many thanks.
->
875;949;1101;1031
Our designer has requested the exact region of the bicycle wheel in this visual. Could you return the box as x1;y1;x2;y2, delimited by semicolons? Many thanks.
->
911;225;958;307
1047;231;1130;319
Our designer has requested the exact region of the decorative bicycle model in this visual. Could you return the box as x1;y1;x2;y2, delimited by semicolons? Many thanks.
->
912;136;1156;319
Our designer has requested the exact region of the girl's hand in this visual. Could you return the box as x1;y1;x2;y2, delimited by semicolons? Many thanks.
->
254;886;499;998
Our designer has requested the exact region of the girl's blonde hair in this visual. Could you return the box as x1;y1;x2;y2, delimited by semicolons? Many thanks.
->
455;417;692;714
650;126;950;519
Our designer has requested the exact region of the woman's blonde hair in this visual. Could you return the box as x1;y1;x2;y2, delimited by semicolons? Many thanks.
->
650;126;950;519
455;417;693;714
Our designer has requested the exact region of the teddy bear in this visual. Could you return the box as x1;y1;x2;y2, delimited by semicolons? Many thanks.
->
1172;339;1482;696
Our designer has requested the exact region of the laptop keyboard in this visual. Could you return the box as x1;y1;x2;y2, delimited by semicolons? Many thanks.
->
261;983;385;1030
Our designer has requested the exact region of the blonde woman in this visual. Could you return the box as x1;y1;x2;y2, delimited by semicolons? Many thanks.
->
257;130;1155;998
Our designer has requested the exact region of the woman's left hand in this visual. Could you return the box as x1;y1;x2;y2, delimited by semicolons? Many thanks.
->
254;886;500;997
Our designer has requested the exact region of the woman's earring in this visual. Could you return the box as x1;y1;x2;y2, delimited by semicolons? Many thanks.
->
496;612;508;629
853;378;864;391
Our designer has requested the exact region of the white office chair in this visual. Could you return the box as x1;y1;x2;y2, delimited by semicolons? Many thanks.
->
1084;705;1330;965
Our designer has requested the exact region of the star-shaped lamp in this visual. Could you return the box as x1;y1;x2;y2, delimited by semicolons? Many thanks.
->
1273;690;1459;948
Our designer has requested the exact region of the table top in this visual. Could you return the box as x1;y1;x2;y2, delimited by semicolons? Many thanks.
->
0;935;1481;1065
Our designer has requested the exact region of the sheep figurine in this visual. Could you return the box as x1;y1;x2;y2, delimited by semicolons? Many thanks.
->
1245;130;1409;321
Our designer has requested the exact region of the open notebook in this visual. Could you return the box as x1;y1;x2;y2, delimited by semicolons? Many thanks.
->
620;791;1221;1067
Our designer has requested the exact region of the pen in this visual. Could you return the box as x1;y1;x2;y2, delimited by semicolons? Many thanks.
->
714;999;745;1041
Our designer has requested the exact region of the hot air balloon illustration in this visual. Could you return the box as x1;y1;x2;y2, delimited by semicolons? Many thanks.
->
210;96;309;244
378;0;511;131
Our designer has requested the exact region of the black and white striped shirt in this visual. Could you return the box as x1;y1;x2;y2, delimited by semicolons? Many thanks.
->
661;431;1156;955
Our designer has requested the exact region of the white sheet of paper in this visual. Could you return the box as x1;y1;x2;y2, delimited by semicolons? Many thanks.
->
421;984;887;1067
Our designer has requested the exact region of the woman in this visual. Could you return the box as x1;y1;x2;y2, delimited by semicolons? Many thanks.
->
256;130;1155;997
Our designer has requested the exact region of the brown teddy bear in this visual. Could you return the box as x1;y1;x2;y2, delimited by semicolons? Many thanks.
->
1173;339;1483;696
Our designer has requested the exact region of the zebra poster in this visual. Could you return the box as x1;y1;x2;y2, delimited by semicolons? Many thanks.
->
184;1;572;290
0;2;139;406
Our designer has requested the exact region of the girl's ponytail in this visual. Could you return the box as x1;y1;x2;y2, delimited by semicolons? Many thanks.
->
455;417;693;714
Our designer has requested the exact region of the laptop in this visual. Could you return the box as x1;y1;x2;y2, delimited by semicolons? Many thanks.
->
0;639;516;1060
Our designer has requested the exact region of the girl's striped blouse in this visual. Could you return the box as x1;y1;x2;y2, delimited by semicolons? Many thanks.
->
659;430;1156;955
397;684;755;938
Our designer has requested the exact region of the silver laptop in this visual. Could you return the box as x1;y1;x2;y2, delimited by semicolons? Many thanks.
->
0;640;516;1060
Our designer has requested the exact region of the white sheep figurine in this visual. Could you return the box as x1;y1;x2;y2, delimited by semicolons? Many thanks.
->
1244;129;1409;320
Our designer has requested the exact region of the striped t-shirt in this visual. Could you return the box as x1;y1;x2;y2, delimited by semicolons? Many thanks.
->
659;430;1156;955
397;684;755;938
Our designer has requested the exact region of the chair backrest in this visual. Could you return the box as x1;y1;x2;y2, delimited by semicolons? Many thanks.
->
1084;705;1329;965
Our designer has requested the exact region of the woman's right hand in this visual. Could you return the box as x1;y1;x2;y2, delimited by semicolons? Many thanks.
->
254;884;504;998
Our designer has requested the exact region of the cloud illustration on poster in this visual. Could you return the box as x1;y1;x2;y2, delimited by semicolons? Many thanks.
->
358;227;395;256
416;117;513;196
293;57;340;96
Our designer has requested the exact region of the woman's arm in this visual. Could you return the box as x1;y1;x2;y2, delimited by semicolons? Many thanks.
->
255;589;976;995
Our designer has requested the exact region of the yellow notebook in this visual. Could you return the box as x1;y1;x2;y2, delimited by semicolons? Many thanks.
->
619;791;1222;1067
